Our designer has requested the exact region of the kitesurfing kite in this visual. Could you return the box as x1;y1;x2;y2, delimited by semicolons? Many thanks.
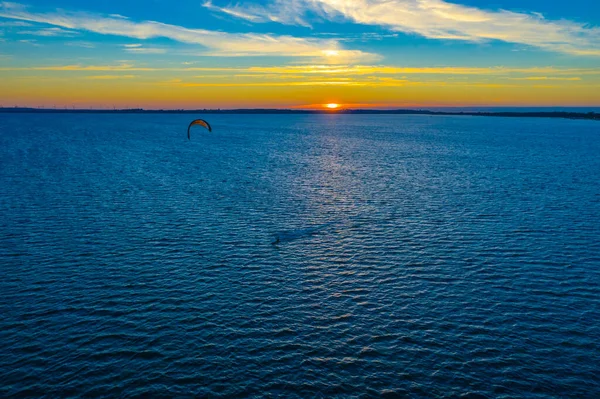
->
187;119;212;140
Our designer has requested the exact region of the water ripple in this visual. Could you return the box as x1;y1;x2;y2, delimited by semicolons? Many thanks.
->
1;114;599;397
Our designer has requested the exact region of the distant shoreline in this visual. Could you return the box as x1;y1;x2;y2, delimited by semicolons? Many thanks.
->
1;107;599;121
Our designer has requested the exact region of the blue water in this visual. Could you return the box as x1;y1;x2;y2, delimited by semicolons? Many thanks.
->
1;114;599;397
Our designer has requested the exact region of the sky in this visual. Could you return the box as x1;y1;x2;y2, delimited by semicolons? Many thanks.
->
1;0;599;109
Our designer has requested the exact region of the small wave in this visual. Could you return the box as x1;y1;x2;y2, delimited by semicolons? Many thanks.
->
272;221;336;244
271;214;370;245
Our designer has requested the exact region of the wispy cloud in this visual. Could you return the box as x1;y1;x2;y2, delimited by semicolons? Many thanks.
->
85;74;137;80
65;41;95;48
0;64;156;71
204;0;600;56
125;48;166;54
508;76;582;81
161;76;586;89
6;63;591;90
0;19;30;27
18;38;39;45
203;0;264;23
18;27;78;36
121;44;166;54
0;1;376;62
207;65;600;76
2;64;598;77
179;81;363;87
203;0;312;27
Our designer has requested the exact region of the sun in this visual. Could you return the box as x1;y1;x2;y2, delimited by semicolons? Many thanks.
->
325;103;341;109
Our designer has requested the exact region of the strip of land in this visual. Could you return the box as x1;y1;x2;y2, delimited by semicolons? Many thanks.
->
1;107;599;120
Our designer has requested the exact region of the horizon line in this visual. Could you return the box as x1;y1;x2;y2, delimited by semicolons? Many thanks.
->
1;107;598;121
2;106;600;111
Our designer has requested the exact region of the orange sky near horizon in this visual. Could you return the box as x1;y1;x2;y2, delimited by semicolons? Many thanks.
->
3;67;600;109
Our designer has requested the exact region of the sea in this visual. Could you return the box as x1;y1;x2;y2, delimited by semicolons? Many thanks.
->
1;113;599;398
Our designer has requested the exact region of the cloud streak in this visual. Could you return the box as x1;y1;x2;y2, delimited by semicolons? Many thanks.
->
0;1;375;62
3;63;594;91
85;75;137;80
204;0;600;55
65;41;95;48
203;0;313;27
122;44;166;54
164;77;587;89
1;64;598;76
18;27;78;36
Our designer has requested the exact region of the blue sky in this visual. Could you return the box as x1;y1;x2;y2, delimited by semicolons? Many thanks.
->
1;0;599;108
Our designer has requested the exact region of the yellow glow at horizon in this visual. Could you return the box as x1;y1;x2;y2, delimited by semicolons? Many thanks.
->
2;69;600;109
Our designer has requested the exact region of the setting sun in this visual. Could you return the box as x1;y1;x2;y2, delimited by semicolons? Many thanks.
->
325;103;341;109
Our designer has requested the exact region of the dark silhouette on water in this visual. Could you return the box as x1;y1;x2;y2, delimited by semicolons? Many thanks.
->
272;222;336;245
187;119;212;140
